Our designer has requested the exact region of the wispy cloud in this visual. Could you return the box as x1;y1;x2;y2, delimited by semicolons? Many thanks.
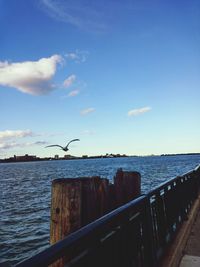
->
81;107;95;116
0;55;62;95
82;130;95;135
40;0;108;32
67;89;80;97
0;130;61;152
0;141;48;150
65;50;89;63
33;141;48;145
128;107;152;117
40;131;66;137
0;142;22;150
39;0;161;36
63;74;76;88
0;130;34;141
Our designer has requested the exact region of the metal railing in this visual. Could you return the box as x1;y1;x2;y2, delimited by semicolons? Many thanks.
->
16;165;200;267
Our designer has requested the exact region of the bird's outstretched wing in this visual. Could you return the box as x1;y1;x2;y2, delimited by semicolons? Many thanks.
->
45;145;64;149
66;139;80;149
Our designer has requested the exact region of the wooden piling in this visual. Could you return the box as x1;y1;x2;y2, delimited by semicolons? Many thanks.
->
80;176;109;225
50;177;110;266
114;168;141;207
50;169;141;267
50;178;82;267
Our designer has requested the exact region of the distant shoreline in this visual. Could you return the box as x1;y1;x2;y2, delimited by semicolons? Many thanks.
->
0;153;200;164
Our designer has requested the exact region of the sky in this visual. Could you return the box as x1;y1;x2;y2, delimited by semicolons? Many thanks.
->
0;0;200;158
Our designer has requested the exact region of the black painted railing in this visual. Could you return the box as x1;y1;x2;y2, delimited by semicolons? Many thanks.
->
16;165;200;267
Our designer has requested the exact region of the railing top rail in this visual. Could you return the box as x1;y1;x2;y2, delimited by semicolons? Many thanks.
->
16;195;146;267
195;164;200;171
147;166;199;197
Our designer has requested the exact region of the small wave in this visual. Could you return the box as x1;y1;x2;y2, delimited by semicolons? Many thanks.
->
1;155;200;266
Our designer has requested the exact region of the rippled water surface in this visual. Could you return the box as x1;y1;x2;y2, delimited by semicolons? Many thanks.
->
1;155;200;266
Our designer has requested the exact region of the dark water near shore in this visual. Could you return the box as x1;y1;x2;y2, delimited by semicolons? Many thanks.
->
0;155;200;266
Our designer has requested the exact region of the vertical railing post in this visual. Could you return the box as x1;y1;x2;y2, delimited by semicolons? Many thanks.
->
143;195;157;267
155;192;167;250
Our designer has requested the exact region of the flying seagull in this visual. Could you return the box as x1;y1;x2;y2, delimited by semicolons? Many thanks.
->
45;139;80;152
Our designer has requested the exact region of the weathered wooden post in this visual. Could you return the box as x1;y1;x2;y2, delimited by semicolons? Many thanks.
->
114;168;141;207
50;178;82;267
50;169;141;267
95;178;110;218
81;177;110;225
50;179;82;244
108;183;117;210
50;176;110;267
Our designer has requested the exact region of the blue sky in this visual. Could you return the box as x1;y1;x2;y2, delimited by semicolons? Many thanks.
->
0;0;200;158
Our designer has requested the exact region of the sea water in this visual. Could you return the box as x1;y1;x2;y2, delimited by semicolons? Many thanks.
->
0;155;200;266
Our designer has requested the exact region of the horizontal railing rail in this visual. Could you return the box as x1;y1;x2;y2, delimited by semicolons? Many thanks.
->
16;165;200;267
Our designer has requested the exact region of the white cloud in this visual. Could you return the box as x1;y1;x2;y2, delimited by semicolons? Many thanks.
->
65;50;89;63
63;74;76;88
0;130;34;141
128;107;152;117
66;53;78;60
67;89;80;97
0;55;62;95
81;107;95;115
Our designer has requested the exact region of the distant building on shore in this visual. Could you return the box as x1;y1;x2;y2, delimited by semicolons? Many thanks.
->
0;153;129;163
1;154;39;163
